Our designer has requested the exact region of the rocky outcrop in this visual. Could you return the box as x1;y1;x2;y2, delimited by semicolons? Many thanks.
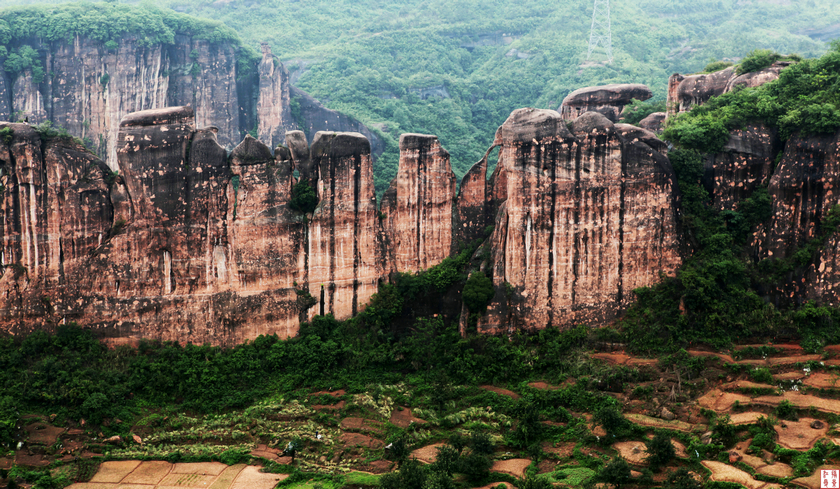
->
382;134;456;273
639;112;666;133
256;44;297;150
667;62;789;115
559;84;652;122
480;109;681;331
709;124;780;210
754;129;840;306
2;35;377;169
0;107;384;345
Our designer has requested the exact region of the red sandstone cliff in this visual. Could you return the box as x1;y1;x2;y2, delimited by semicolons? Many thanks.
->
479;109;681;331
382;134;456;273
0;35;379;169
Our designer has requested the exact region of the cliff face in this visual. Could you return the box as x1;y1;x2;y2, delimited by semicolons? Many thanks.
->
0;103;690;343
0;108;388;345
383;134;456;273
754;129;840;306
709;124;780;210
479;109;681;331
1;35;377;170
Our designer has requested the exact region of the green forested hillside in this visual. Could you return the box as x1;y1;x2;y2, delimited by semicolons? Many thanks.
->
0;0;839;192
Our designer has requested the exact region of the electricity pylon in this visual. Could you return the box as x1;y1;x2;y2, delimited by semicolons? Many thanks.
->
587;0;613;64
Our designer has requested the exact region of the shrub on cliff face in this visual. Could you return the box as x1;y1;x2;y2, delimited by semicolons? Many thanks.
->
462;271;494;313
289;180;318;214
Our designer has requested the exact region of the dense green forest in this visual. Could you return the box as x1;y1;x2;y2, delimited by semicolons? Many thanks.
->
1;0;838;192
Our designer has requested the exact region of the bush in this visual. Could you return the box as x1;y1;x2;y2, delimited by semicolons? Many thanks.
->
463;271;494;313
289;180;318;214
664;468;702;489
775;399;798;420
645;432;675;469
457;453;491;485
593;405;629;440
596;458;631;489
700;60;734;74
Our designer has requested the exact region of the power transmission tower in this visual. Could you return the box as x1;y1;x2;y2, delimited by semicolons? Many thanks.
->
587;0;613;64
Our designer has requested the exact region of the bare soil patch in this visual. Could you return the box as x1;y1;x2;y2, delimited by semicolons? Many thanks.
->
537;459;556;474
730;412;767;426
121;460;173;485
625;413;700;433
688;350;735;363
491;458;531;479
14;452;50;467
230;465;288;489
775;371;807;381
411;443;446;464
773;417;829;450
367;460;394;473
90;461;142;483
753;391;840;415
250;444;281;460
528;381;561;390
722;380;775;391
479;385;520;399
313;400;346;411
25;422;66;446
340;417;384;435
310;389;346;397
697;389;752;412
757;462;794;478
613;441;648;466
389;408;427;428
701;460;780;489
802;372;840;389
542;441;575;459
766;355;821;365
473;483;516;489
340;432;383;449
672;439;689;459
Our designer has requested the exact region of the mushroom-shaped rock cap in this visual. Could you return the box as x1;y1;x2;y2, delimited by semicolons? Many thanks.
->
572;111;616;136
614;123;667;153
120;106;195;127
231;135;274;165
494;108;573;145
562;84;652;107
400;133;439;149
311;131;370;159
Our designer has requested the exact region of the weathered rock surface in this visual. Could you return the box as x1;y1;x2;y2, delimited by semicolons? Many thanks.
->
709;124;780;210
382;134;456;273
1;34;378;169
639;112;667;133
0;108;383;344
667;62;789;115
559;84;652;122
480;109;681;331
754;129;840;307
0;103;687;343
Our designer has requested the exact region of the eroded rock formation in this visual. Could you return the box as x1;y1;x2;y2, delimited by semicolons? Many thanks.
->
667;62;790;115
754;129;840;306
479;109;681;331
0;35;379;169
709;124;780;210
382;134;456;273
559;84;653;123
0;103;688;343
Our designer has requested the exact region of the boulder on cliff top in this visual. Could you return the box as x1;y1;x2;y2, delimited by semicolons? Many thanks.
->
562;84;652;107
638;112;666;133
119;106;195;127
399;133;449;153
494;108;574;144
615;123;667;154
311;131;371;159
572;111;616;135
231;135;274;165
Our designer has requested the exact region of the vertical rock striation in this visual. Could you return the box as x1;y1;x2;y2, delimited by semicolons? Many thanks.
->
383;134;456;273
709;124;780;210
480;109;681;331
